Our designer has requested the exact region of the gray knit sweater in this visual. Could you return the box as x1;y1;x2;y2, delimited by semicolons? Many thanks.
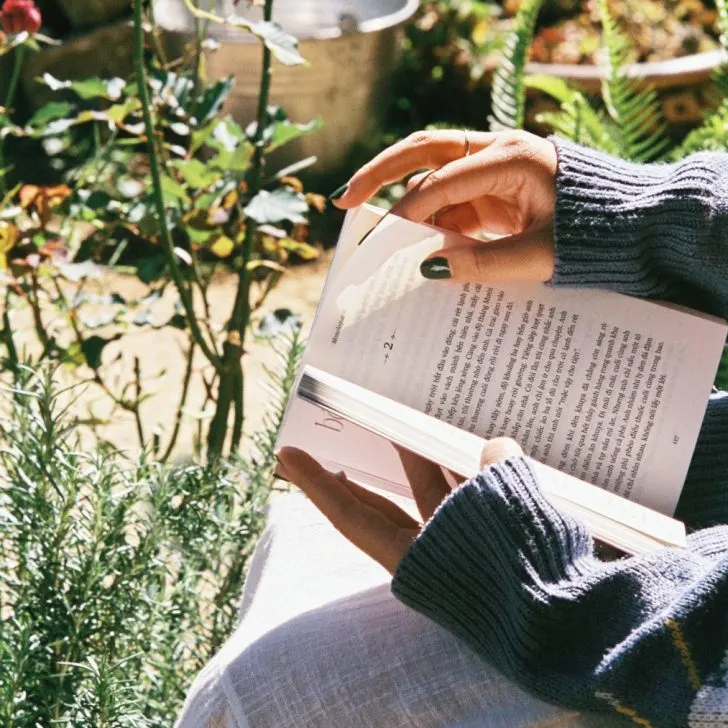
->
392;139;728;727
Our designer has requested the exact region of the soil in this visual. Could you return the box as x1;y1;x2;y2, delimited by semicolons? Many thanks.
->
3;253;333;460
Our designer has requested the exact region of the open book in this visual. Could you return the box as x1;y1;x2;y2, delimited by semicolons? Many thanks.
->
277;205;728;554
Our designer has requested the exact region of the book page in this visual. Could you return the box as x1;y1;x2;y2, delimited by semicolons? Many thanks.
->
281;208;727;514
293;365;687;553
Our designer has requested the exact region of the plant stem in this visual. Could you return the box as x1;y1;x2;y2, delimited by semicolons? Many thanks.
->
206;0;274;459
0;44;25;196
160;339;196;462
132;0;221;369
4;45;25;111
133;356;146;448
28;272;52;354
2;290;19;378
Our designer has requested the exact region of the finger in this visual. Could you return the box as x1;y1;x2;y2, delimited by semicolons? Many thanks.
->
432;203;482;235
419;226;554;283
480;437;524;468
406;170;430;192
277;447;415;573
334;470;419;529
334;130;500;209
469;196;524;236
391;145;536;223
394;446;450;522
432;198;523;238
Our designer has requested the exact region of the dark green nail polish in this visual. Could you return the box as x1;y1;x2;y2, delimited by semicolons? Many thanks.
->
420;256;452;280
329;183;349;201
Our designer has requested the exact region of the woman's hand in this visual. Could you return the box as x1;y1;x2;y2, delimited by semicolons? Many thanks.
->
330;129;557;284
276;438;524;574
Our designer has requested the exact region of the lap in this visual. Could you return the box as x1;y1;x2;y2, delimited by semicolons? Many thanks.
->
175;493;619;728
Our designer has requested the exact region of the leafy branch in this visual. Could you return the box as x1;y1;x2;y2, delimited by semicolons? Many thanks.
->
206;0;275;459
133;0;221;369
180;0;305;66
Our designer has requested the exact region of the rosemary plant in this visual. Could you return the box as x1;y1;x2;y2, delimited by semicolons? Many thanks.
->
0;328;303;726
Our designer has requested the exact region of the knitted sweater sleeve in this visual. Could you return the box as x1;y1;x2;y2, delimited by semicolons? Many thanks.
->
391;455;728;726
551;138;728;320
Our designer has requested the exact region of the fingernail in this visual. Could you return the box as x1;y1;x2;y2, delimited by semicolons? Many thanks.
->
329;183;349;201
420;256;452;280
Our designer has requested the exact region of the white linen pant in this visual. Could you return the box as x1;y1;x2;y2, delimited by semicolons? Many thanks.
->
175;492;620;728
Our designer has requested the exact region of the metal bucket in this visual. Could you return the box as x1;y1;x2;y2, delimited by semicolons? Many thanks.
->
157;0;419;173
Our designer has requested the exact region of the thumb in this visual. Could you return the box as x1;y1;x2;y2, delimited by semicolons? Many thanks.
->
480;437;524;469
419;227;554;283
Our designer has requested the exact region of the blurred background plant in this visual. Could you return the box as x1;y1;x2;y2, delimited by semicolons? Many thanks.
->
387;0;725;143
1;0;322;460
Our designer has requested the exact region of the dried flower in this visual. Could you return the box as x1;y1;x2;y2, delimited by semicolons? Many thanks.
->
1;0;42;34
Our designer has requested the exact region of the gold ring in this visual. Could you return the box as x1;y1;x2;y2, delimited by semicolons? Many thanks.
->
464;129;471;157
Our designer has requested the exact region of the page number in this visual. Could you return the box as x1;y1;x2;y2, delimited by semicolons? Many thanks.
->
383;331;396;364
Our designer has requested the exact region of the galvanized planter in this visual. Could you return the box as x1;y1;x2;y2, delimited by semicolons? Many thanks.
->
157;0;419;173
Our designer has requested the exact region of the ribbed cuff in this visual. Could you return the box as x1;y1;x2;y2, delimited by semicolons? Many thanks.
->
550;138;728;314
391;457;593;678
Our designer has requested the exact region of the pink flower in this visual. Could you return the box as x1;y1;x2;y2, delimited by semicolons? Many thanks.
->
1;0;42;35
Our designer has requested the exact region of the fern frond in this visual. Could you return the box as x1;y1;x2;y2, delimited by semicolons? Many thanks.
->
488;0;544;131
672;105;728;158
671;0;728;159
526;74;621;155
598;0;669;162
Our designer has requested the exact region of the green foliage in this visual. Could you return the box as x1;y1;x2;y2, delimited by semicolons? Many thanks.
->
389;1;503;133
595;0;669;162
490;0;728;166
0;0;322;461
488;0;544;131
671;0;728;158
0;330;302;726
526;75;621;154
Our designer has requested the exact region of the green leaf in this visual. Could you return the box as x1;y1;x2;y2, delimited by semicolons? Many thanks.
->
82;334;122;369
279;238;319;260
136;254;167;284
196;77;235;123
206;118;254;171
39;74;126;101
211;117;246;149
184;219;219;245
260;114;323;153
28;109;110;137
170;159;221;189
244;188;308;225
160;175;190;205
232;18;305;66
106;98;141;123
28;102;75;126
253;308;302;339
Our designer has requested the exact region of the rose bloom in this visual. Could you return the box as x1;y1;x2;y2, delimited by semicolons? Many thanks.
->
1;0;42;34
